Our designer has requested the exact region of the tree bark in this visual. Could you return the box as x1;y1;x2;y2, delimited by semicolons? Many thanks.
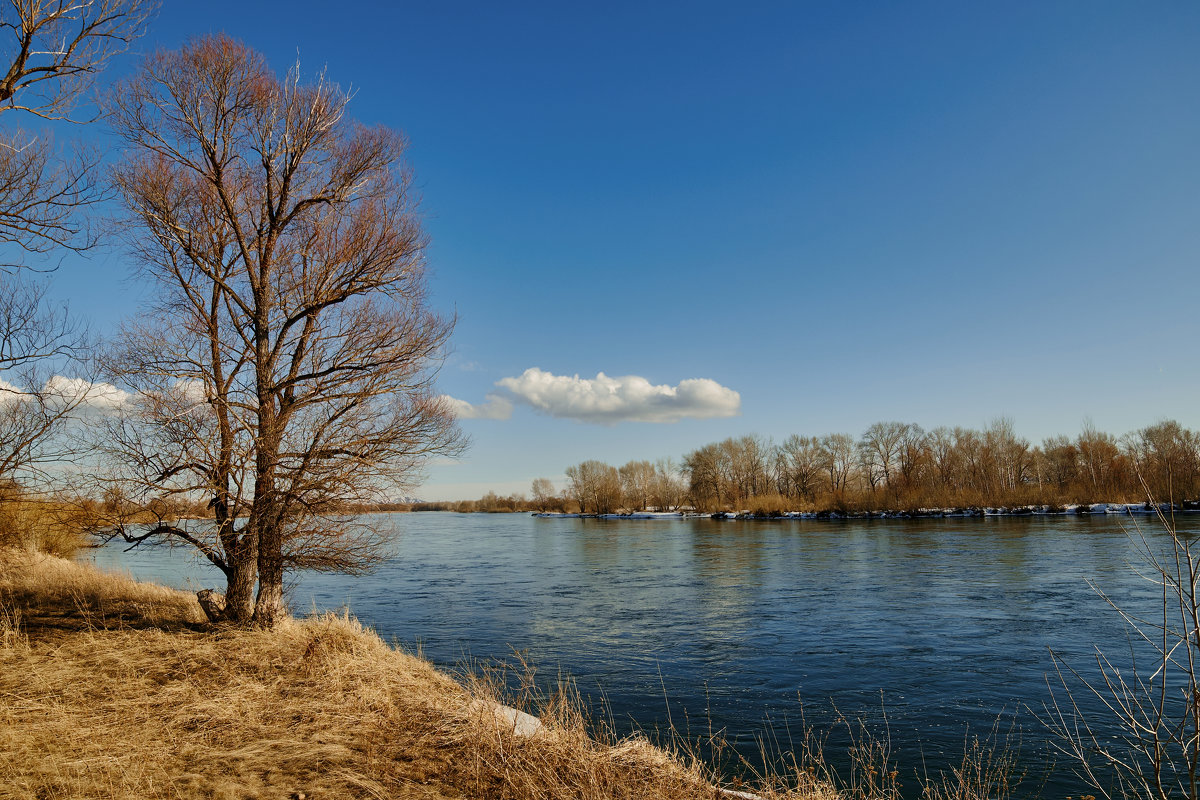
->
224;554;257;623
252;521;286;628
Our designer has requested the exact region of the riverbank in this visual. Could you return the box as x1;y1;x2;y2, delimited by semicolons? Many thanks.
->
0;548;828;800
534;501;1197;521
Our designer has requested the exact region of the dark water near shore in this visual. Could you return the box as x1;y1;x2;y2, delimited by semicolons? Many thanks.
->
86;512;1195;797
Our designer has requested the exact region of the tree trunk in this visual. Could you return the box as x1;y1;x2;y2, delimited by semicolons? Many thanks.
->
253;507;286;626
252;548;285;627
209;501;255;622
224;555;257;623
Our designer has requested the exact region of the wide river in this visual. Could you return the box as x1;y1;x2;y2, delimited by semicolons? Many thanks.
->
86;511;1195;797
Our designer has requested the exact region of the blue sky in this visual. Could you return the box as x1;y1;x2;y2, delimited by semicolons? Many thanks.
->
41;2;1200;499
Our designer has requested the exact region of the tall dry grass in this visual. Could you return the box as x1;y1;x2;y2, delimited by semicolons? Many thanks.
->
0;547;205;629
0;490;95;558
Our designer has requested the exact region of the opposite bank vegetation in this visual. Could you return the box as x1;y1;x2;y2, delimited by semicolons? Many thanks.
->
421;419;1200;517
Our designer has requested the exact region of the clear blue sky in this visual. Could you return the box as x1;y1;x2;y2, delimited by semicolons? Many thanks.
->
46;2;1200;499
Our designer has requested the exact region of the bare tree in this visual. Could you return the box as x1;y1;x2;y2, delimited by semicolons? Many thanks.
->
895;423;926;491
779;434;824;502
955;427;987;496
983;417;1033;495
0;275;92;480
0;0;154;256
0;0;154;118
859;421;907;492
0;1;149;494
726;434;772;501
926;426;959;494
650;457;685;511
100;36;463;626
97;324;261;618
1125;421;1200;505
530;477;559;512
821;433;856;495
683;442;726;511
1077;420;1127;499
1040;434;1079;493
565;460;621;514
618;459;654;512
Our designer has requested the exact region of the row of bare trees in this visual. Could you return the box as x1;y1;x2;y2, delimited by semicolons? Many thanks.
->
0;8;463;627
541;419;1200;515
702;420;1198;511
552;458;687;514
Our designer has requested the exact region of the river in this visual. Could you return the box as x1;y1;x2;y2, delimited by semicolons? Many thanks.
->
84;511;1194;797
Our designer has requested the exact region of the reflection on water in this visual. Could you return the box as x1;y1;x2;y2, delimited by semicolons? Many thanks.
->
86;512;1191;796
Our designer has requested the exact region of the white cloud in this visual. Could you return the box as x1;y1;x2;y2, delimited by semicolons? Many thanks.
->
0;375;133;411
493;367;741;424
42;376;131;410
442;393;514;420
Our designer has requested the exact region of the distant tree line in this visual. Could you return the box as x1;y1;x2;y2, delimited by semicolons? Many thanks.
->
410;492;536;513
406;461;687;514
514;419;1200;515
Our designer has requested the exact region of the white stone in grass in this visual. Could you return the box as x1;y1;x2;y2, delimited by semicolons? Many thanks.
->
470;698;545;737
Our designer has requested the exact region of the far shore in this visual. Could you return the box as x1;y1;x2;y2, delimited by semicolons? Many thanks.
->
529;501;1200;521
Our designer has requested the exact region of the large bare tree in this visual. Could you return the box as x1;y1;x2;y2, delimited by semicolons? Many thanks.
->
101;36;463;626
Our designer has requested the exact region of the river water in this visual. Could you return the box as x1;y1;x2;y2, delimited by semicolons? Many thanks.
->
85;511;1196;797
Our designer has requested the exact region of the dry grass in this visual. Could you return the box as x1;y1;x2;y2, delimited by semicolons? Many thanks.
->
0;493;94;558
0;549;834;800
0;547;206;631
742;494;805;517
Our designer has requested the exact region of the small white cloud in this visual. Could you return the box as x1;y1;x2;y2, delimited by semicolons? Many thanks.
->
442;393;514;420
43;376;131;410
494;368;741;424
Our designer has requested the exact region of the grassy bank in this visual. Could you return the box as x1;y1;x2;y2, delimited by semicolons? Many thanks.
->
0;549;833;800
